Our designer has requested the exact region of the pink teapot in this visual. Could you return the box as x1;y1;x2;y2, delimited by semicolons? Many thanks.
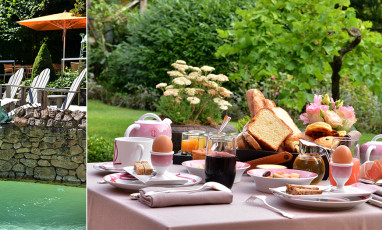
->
360;134;382;164
124;113;172;139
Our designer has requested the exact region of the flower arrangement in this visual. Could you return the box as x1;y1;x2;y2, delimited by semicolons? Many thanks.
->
155;60;232;125
300;94;357;131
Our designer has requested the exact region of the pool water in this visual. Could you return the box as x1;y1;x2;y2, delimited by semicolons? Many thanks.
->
0;181;86;229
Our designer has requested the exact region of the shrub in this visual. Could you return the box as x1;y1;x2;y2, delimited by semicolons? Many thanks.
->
87;135;114;163
47;68;86;89
32;43;56;82
95;0;256;92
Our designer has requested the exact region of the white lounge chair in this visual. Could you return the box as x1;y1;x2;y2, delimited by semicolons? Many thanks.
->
0;68;25;109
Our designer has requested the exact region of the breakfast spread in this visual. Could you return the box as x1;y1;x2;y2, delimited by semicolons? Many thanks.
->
286;184;323;195
134;161;154;175
262;171;300;178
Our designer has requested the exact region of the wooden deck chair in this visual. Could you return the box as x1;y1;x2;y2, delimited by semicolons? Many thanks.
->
1;68;50;110
26;68;50;105
45;68;86;110
0;68;25;106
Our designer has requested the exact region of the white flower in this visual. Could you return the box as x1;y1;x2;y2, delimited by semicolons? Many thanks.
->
217;74;229;82
156;83;167;88
172;63;189;72
167;71;184;78
188;66;201;73
187;71;200;80
213;98;221;103
187;97;200;105
165;85;174;89
173;77;192;86
176;60;187;65
206;74;219;81
185;88;197;96
163;89;179;96
220;105;228;110
207;80;218;88
201;66;215;72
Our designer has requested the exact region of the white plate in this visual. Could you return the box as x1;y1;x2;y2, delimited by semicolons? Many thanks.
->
103;172;202;191
271;185;372;210
270;185;373;199
359;178;382;186
124;166;188;185
93;162;125;173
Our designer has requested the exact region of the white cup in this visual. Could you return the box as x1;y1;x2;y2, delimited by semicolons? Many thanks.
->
113;137;153;168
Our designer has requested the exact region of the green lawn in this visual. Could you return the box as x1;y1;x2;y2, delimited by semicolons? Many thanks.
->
88;99;376;145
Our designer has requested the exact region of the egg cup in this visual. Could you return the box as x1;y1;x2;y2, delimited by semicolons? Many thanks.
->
150;151;174;179
330;162;353;192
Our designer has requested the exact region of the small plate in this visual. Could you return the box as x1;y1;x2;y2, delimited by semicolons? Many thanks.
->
272;191;372;210
359;178;382;186
103;172;202;191
93;162;125;173
270;185;373;199
124;166;188;185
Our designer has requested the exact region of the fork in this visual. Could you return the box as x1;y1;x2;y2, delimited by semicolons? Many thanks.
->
246;195;294;219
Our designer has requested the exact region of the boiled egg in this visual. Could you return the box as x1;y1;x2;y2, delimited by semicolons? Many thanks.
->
332;145;353;164
152;135;173;153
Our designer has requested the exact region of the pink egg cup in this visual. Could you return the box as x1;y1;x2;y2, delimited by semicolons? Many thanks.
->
330;162;354;192
150;151;174;179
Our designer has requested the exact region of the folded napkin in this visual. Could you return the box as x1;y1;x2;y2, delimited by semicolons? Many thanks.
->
138;186;233;208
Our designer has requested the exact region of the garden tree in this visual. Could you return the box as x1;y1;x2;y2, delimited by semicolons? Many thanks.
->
32;43;56;81
0;0;85;65
216;0;382;111
351;0;382;32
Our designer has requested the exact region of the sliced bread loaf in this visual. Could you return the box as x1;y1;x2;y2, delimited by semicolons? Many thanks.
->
272;107;301;134
247;108;293;151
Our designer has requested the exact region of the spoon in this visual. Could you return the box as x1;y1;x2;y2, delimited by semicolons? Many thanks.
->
211;116;231;151
129;182;231;199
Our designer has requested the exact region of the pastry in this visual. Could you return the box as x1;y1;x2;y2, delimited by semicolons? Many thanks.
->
134;162;145;175
284;133;314;153
314;136;340;149
305;122;333;139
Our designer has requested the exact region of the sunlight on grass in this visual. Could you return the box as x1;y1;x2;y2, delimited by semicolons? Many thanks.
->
88;99;375;145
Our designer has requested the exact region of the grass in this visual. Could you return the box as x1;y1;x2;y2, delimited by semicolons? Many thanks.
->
88;99;376;145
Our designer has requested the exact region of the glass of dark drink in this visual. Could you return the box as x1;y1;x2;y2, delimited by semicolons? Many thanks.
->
205;134;236;189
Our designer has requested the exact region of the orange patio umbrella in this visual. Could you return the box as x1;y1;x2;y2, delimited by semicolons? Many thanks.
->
17;11;86;60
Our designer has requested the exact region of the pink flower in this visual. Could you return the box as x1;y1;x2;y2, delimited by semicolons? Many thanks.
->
275;91;279;97
324;111;343;128
336;106;356;120
299;103;328;124
330;98;336;111
314;94;322;105
271;76;275;80
249;75;252;79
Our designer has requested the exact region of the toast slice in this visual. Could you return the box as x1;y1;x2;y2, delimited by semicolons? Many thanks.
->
272;107;301;134
247;108;293;151
141;161;153;175
134;162;145;175
286;184;321;195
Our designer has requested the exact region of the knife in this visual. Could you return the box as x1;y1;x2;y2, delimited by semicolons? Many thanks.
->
246;151;293;171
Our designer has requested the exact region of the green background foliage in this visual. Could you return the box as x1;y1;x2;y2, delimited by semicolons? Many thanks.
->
31;43;56;81
216;0;382;112
0;0;86;65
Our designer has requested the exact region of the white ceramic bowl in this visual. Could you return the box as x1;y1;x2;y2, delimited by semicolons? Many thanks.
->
181;160;250;183
247;168;318;193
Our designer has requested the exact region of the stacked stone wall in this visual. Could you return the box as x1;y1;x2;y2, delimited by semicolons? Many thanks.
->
0;108;86;185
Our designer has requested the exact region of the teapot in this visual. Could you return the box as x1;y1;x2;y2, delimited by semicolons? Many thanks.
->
124;113;172;139
360;134;382;164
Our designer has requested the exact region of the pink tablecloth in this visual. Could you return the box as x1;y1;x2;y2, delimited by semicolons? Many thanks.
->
87;163;382;230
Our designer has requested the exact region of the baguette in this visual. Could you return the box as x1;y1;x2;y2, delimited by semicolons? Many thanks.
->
246;89;265;117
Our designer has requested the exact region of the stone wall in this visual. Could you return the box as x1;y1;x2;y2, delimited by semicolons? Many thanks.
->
0;107;86;185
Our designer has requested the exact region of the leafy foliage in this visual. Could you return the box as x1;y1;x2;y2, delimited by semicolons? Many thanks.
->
89;0;256;93
216;0;382;112
70;0;86;16
31;43;56;81
46;68;86;89
87;135;114;163
351;0;382;32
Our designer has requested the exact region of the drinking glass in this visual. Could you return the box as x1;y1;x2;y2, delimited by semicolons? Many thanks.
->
329;137;360;186
205;134;236;189
181;132;199;154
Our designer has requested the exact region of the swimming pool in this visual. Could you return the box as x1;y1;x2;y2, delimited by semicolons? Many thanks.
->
0;181;86;229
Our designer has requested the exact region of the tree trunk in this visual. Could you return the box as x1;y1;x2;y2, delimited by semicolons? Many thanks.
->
329;28;362;101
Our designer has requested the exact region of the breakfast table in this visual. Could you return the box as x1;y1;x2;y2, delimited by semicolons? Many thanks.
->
87;162;382;230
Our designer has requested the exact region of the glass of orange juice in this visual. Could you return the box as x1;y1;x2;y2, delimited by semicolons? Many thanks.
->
329;137;360;186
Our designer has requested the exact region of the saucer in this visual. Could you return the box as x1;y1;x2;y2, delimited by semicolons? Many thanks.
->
93;162;125;173
124;166;188;185
103;172;202;191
